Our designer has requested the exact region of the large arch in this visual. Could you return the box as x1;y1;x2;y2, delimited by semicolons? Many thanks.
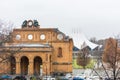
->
34;56;42;75
20;56;29;75
10;56;16;75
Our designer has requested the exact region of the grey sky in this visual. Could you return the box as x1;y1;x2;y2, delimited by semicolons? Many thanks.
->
1;0;120;40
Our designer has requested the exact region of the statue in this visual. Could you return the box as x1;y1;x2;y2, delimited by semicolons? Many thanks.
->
22;20;27;28
33;20;39;27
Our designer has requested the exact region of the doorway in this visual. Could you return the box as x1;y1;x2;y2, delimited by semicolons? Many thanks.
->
10;56;16;74
34;56;42;75
20;56;29;75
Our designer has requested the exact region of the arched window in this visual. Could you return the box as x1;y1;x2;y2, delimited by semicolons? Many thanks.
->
58;47;63;57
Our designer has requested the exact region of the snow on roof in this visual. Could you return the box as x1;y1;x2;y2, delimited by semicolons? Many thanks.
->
8;43;51;48
70;32;99;50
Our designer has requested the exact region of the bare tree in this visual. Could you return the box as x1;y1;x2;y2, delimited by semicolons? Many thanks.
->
0;20;20;74
0;20;14;45
102;38;120;80
89;37;97;44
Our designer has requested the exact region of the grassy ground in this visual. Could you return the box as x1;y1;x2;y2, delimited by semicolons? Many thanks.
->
72;59;96;69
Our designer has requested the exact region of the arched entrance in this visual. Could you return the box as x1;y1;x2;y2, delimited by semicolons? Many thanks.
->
20;56;29;75
10;56;16;75
34;56;42;75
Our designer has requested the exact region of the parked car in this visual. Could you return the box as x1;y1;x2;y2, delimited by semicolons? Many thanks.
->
13;75;26;80
1;75;12;80
89;74;99;80
75;73;86;79
42;76;55;80
73;77;84;80
65;73;72;79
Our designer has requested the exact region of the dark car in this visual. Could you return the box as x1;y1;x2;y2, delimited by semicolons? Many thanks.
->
13;75;26;80
73;77;84;80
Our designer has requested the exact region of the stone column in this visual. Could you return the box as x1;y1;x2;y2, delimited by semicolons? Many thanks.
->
43;62;47;75
29;60;34;75
16;61;20;74
43;62;50;75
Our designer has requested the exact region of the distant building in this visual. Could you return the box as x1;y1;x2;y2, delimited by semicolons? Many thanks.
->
73;46;80;59
0;20;73;76
72;32;102;60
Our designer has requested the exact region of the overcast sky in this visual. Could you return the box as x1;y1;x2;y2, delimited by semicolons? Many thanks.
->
1;0;120;40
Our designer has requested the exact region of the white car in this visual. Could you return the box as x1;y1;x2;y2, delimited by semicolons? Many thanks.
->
85;77;92;80
42;76;55;80
89;74;99;80
75;74;86;79
65;73;72;79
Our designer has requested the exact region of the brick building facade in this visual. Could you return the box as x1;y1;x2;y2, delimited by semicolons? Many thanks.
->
0;20;73;76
